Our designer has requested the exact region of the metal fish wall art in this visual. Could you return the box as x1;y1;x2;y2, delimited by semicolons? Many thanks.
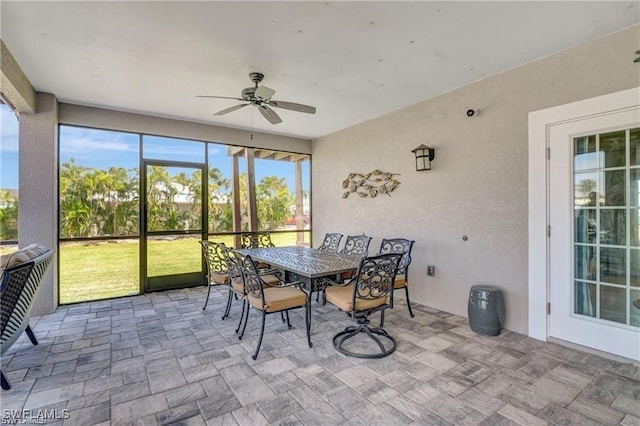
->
341;170;400;198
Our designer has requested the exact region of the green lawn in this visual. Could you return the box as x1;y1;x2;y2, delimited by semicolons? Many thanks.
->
59;231;311;304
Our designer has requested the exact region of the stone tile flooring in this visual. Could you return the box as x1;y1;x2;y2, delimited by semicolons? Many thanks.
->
2;286;639;425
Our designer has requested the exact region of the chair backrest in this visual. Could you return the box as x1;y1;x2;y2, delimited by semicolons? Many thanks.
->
241;232;275;249
1;249;54;352
340;234;372;257
239;254;266;301
350;253;402;312
224;248;245;288
199;240;228;275
317;233;343;252
377;238;415;277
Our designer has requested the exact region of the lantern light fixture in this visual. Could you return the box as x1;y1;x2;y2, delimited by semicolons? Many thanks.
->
411;144;435;171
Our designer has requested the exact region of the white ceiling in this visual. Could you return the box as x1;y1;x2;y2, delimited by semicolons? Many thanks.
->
1;1;638;140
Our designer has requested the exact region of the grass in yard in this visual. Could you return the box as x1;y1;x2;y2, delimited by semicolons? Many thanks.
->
59;231;311;304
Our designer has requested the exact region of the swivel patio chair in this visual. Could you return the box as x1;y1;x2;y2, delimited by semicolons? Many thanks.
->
317;233;343;252
377;238;416;318
199;240;229;311
237;253;311;360
325;252;401;358
1;246;54;390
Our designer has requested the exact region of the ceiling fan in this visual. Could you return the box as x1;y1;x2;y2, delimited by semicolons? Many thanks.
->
197;72;316;125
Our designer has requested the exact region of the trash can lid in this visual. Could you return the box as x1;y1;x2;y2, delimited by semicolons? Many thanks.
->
470;285;502;296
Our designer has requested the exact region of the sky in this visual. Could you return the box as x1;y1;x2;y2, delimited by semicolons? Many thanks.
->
0;102;309;194
1;103;19;190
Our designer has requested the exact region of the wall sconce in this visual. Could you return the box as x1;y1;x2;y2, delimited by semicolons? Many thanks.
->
411;144;435;171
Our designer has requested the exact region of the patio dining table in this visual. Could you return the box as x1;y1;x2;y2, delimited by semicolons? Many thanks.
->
236;245;362;330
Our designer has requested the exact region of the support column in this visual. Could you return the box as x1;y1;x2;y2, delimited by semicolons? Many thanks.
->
245;148;258;231
19;92;58;315
294;160;305;246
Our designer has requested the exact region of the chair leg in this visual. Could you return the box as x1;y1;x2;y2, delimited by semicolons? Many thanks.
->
252;311;267;360
285;311;291;329
203;282;212;311
236;300;251;340
222;290;233;320
305;301;313;348
404;286;415;318
1;370;10;390
380;310;385;329
25;325;38;346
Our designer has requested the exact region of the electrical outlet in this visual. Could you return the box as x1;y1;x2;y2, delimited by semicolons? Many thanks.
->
427;265;435;276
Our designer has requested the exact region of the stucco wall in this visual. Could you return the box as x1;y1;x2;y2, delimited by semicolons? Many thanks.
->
311;24;640;334
19;93;58;315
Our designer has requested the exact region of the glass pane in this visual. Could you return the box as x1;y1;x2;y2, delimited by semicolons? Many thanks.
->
599;209;626;246
146;166;202;232
208;143;235;234
600;130;626;169
575;245;597;281
574;135;597;171
601;170;625;206
629;128;640;166
254;155;310;232
143;135;205;163
147;235;201;277
59;126;140;237
574;172;599;206
59;240;139;304
574;208;597;243
631;249;640;288
631;289;640;327
0;103;18;242
574;281;596;317
631;169;640;207
600;247;626;284
631;209;640;247
600;285;626;324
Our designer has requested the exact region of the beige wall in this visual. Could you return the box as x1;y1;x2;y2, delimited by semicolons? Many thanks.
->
311;25;640;334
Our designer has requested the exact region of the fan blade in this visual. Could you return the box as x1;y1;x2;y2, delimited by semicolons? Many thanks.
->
255;86;276;100
269;100;316;114
258;105;282;124
215;103;250;116
197;95;244;101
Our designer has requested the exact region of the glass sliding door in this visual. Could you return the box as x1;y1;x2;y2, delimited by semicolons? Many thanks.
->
142;162;206;291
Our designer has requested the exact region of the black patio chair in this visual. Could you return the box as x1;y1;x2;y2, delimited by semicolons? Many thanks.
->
325;252;401;358
237;253;311;360
199;240;229;311
317;233;343;252
377;238;416;318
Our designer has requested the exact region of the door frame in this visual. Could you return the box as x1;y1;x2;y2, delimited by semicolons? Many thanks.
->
140;159;208;293
528;87;640;343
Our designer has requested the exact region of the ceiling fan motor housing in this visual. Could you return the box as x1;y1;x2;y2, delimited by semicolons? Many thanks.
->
241;87;257;101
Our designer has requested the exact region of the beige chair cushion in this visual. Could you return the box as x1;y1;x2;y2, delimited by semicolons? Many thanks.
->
325;284;387;312
230;277;244;293
0;243;48;269
394;274;406;289
260;273;280;286
247;286;306;313
210;271;229;285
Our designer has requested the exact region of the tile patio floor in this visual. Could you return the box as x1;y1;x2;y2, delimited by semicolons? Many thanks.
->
1;285;639;425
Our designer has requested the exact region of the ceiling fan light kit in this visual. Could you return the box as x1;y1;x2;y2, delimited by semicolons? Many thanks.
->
197;72;316;125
